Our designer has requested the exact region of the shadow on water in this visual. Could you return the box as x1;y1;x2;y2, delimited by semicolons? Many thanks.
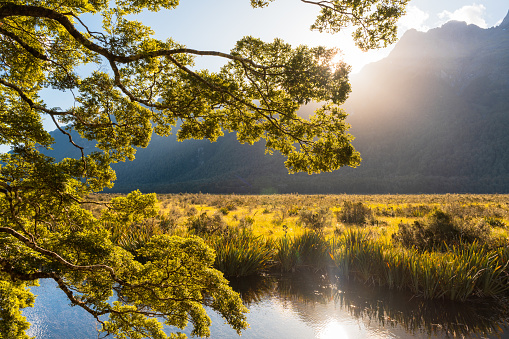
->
229;272;509;339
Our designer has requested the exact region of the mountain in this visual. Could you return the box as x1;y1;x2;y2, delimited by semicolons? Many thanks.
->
500;10;509;30
46;12;509;193
343;16;509;193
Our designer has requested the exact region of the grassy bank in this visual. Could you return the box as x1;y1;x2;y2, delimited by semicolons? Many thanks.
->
85;193;509;301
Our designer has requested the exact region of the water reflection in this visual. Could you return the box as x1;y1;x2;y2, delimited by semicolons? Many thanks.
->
317;320;349;339
24;280;99;339
25;274;509;338
230;273;509;339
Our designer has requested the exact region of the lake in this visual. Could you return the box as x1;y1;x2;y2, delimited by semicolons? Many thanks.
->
24;272;509;338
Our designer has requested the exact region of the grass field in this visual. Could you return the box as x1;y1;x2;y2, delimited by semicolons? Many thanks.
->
85;193;509;301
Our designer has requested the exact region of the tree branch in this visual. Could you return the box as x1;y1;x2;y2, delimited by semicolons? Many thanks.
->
0;3;273;69
0;26;49;61
0;79;58;114
0;257;54;281
0;226;121;279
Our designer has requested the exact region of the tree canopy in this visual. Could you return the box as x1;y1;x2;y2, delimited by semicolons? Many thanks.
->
0;0;408;337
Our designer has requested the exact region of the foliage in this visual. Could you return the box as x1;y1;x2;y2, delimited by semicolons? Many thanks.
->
186;212;227;236
158;206;182;232
0;0;409;336
81;193;509;302
484;217;507;228
271;208;287;226
101;190;162;257
392;209;494;251
100;20;509;195
102;235;249;338
238;215;255;228
274;231;332;272
298;207;332;230
0;277;35;339
337;201;372;225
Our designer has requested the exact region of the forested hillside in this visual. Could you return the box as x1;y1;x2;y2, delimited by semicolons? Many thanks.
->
47;12;509;194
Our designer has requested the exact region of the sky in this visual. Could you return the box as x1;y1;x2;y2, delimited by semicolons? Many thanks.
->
142;0;508;73
41;0;508;108
1;1;508;152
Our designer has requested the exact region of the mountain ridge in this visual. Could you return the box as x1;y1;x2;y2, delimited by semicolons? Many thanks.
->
46;14;509;194
500;10;509;29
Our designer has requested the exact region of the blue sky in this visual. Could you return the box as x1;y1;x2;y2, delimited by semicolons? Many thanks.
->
1;1;508;152
145;0;508;73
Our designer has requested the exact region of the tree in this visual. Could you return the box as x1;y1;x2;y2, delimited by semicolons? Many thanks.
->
0;0;408;337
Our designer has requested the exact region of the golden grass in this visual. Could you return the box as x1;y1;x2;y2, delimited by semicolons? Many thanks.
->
82;193;509;299
85;193;509;240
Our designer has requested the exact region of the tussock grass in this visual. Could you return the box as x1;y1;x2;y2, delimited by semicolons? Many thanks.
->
210;228;274;277
87;193;509;300
331;229;509;301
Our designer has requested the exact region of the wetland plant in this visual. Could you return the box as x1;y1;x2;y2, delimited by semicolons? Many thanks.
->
211;228;273;277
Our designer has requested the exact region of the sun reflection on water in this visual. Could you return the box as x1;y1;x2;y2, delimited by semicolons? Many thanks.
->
318;319;349;339
23;274;509;339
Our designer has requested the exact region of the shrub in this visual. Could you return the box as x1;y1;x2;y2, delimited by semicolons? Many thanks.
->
337;201;372;225
224;202;237;211
392;209;494;251
391;220;429;250
299;207;332;230
239;216;255;228
212;196;241;211
158;206;182;232
286;205;301;216
185;206;198;216
187;212;226;236
271;209;287;226
484;217;506;228
403;204;432;217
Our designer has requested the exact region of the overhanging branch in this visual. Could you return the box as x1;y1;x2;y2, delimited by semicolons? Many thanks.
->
0;3;273;69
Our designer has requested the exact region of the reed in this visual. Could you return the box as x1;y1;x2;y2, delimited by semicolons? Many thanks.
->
330;230;509;301
275;235;299;272
331;229;386;284
274;231;332;272
380;248;410;290
448;242;509;298
210;228;274;277
292;231;331;269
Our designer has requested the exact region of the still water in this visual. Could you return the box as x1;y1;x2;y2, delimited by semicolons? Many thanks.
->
24;273;509;338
